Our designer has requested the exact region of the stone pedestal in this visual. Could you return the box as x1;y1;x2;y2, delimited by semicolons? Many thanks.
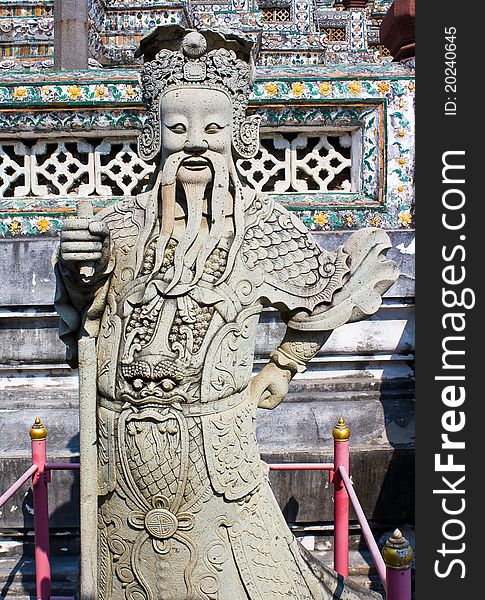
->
54;0;89;70
380;0;415;62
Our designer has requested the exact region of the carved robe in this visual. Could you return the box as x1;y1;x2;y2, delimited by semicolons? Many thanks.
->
56;184;390;600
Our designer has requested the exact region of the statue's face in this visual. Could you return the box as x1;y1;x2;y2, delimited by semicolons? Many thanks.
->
156;87;238;295
160;88;232;181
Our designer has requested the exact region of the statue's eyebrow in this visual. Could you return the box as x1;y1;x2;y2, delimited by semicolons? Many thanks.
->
204;115;229;125
163;115;188;124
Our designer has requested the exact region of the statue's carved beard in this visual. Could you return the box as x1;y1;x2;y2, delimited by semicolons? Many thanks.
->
150;149;244;296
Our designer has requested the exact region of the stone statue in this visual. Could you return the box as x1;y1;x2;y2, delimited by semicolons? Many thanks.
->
55;26;398;600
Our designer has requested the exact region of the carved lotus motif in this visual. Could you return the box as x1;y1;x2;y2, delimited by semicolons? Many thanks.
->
129;495;194;556
145;507;178;540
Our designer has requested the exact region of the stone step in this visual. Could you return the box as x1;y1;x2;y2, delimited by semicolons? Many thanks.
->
298;525;415;598
0;535;414;599
0;531;80;558
312;548;385;596
0;554;382;597
0;555;78;598
0;551;386;599
311;547;414;598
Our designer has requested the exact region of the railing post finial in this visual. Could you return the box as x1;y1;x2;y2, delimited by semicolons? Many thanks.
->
332;416;350;442
382;529;413;600
382;529;414;569
30;417;47;441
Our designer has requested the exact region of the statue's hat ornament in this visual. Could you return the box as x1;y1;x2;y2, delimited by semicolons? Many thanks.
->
135;25;261;162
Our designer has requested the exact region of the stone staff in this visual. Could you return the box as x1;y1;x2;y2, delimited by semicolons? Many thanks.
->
78;336;98;600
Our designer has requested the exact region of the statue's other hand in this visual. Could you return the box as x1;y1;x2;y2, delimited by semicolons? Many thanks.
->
60;218;110;275
249;362;292;410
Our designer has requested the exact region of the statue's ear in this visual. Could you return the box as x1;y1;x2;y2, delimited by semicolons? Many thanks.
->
138;105;161;163
233;114;261;159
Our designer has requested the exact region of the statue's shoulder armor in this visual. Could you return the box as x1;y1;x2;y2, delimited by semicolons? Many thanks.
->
242;193;350;310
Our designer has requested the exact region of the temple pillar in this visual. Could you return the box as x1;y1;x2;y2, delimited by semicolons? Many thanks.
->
54;0;89;70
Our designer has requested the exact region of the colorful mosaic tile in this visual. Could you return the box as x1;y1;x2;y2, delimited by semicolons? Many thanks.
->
0;0;54;71
0;62;414;236
371;0;394;16
0;62;413;108
0;108;146;134
88;0;189;65
0;0;396;71
0;214;63;237
0;0;414;236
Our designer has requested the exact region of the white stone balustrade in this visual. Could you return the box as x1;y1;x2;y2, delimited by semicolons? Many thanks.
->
236;130;353;193
0;137;156;198
0;130;356;199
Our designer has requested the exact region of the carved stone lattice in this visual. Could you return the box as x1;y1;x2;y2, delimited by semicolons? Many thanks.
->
0;131;354;198
0;137;155;198
262;7;291;22
369;43;392;60
94;138;155;196
322;27;346;42
237;130;353;193
0;140;30;197
31;139;95;197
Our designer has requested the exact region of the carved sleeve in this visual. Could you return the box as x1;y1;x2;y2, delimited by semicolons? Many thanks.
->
242;197;399;374
286;228;400;333
269;328;331;375
269;228;399;375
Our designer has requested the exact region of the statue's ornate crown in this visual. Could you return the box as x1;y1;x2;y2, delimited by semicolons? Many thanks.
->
136;25;261;162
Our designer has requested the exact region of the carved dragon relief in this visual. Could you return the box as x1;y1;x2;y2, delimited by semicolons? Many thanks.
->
55;25;397;600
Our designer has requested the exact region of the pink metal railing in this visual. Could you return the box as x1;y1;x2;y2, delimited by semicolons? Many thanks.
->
0;417;79;600
268;417;413;600
0;464;38;507
1;417;412;600
338;464;387;584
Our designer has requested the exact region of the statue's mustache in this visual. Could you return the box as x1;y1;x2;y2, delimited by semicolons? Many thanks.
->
161;150;218;186
180;155;211;168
